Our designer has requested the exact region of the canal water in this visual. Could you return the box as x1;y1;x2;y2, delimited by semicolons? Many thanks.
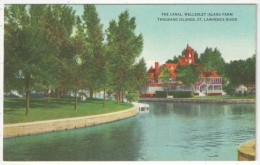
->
3;102;255;161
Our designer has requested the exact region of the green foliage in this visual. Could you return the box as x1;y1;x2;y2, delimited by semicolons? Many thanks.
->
166;55;182;63
82;5;106;91
158;65;171;93
4;4;146;114
175;64;199;87
199;47;225;75
173;91;194;98
155;91;168;98
158;65;171;84
106;10;144;103
128;58;148;91
155;91;193;98
125;91;140;102
224;54;255;93
223;83;236;95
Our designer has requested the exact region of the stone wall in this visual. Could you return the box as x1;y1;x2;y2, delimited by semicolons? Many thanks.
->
4;108;139;138
139;97;255;104
238;139;255;161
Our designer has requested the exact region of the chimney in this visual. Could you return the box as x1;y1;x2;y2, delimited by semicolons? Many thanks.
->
155;62;159;83
155;62;159;74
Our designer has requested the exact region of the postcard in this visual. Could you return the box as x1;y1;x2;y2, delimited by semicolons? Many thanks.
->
1;1;258;163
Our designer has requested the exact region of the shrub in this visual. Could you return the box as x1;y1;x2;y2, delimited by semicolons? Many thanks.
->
172;91;193;98
155;91;168;98
125;91;139;102
155;91;193;98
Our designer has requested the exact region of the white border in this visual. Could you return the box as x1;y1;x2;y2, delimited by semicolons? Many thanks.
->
0;1;259;165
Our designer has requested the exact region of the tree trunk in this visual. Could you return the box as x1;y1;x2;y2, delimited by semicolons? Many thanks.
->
117;91;119;105
48;94;51;105
57;87;60;99
74;90;77;111
90;87;94;99
103;88;106;109
121;90;124;103
25;76;30;116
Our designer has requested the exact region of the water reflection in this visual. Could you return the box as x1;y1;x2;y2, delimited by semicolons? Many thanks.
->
4;117;143;161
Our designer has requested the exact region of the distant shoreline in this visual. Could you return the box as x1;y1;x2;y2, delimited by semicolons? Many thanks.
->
139;98;255;104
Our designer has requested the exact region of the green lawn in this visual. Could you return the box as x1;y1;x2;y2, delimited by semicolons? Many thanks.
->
4;97;132;124
193;94;255;100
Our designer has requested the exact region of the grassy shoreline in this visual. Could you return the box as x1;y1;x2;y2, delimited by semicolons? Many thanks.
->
4;97;132;124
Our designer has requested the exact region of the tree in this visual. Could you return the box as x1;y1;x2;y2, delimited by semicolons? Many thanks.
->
106;10;143;104
224;55;255;94
4;5;55;116
244;55;256;88
4;5;77;114
82;5;106;102
194;51;200;64
158;66;171;95
199;47;225;95
224;60;245;87
70;16;88;111
35;5;76;99
128;58;148;91
166;55;182;63
175;65;199;88
199;47;225;75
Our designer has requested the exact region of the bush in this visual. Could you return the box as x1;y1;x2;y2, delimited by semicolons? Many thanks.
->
172;91;193;98
125;91;139;102
155;91;168;98
223;84;236;96
155;91;193;98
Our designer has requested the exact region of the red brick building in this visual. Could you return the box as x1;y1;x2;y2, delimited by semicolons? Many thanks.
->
142;44;223;97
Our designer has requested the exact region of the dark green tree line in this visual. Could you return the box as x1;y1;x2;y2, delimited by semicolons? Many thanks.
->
224;55;255;95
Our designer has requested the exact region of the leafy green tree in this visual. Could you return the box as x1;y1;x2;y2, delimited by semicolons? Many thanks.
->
42;5;76;99
4;5;56;116
194;51;200;64
199;47;225;75
199;47;225;95
244;54;256;87
82;5;106;101
224;55;255;94
106;10;143;104
224;60;245;87
158;66;171;95
125;91;139;102
5;5;77;114
175;65;199;88
128;58;148;91
166;55;182;63
69;16;88;111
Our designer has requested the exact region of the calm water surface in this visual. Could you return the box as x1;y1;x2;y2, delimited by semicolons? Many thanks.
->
4;102;255;161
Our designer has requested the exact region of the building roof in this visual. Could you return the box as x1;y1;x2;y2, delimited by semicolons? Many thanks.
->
147;66;155;73
200;70;220;78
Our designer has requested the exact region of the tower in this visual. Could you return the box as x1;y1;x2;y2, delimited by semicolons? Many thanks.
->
183;44;195;64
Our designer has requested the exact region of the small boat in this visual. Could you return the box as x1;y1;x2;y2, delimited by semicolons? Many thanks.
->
139;106;149;112
132;102;149;113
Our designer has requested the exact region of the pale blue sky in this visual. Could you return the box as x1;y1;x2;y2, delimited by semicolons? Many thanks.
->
71;4;256;68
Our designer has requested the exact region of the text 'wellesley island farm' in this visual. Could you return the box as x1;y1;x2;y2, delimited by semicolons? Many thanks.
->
158;12;238;21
